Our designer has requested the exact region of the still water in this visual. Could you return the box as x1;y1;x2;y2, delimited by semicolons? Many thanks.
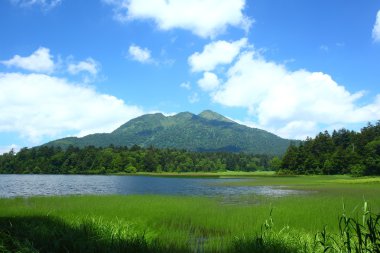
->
0;174;300;198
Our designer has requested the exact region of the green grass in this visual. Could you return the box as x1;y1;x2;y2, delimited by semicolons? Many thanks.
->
119;170;277;177
0;175;379;252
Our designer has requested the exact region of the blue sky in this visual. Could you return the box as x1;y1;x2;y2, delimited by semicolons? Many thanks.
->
1;0;380;153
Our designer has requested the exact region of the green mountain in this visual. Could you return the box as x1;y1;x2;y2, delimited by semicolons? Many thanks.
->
45;110;295;155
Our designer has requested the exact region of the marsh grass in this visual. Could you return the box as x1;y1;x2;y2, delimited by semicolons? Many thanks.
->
129;170;277;178
1;175;380;252
324;177;380;184
314;202;380;252
0;216;156;253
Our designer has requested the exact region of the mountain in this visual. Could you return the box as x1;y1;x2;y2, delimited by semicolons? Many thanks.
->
45;110;296;155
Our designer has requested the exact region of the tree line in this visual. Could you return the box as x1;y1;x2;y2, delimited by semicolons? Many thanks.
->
0;145;274;174
2;121;379;176
279;121;380;176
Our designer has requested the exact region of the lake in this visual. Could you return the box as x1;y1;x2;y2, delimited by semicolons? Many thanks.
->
0;174;301;198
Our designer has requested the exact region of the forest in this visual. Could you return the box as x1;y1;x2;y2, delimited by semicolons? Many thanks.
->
280;121;380;176
0;145;273;174
1;121;379;176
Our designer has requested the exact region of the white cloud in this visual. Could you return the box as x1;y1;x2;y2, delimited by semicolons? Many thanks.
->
10;0;61;10
128;44;152;63
208;50;380;139
373;10;380;42
269;121;318;140
180;81;191;90
188;92;199;104
197;72;220;91
1;47;55;73
104;0;252;38
234;119;317;140
188;38;247;72
68;58;100;75
0;144;19;155
0;72;144;142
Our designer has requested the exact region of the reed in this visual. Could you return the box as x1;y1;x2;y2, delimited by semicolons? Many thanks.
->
1;175;379;252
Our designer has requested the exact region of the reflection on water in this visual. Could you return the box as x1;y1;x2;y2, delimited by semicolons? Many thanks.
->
0;174;303;198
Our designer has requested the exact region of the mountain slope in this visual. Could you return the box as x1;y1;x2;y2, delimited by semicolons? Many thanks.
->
45;110;296;155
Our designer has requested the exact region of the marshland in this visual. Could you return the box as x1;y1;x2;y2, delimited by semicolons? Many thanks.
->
1;174;379;252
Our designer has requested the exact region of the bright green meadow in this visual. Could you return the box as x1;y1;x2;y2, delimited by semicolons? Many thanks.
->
1;174;380;252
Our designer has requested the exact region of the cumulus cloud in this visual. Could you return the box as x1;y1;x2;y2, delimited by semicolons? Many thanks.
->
128;44;152;63
180;81;191;90
0;144;19;155
373;10;380;42
188;38;247;72
267;121;318;140
188;92;199;104
104;0;252;38
1;47;55;73
197;72;220;91
207;50;380;139
68;58;100;75
0;72;144;142
10;0;61;10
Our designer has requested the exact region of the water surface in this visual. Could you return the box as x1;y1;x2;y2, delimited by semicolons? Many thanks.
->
0;174;301;198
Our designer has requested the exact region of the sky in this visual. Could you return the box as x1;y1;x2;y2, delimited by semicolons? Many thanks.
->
1;0;380;153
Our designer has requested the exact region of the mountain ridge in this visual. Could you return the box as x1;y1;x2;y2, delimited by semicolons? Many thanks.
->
45;110;296;155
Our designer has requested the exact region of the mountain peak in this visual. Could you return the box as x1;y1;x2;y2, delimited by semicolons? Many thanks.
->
174;111;194;118
198;110;233;123
141;112;165;118
45;109;296;155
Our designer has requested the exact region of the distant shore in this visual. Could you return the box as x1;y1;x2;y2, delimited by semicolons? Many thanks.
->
113;170;276;177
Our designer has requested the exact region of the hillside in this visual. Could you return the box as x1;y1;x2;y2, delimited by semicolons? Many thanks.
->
45;110;295;155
